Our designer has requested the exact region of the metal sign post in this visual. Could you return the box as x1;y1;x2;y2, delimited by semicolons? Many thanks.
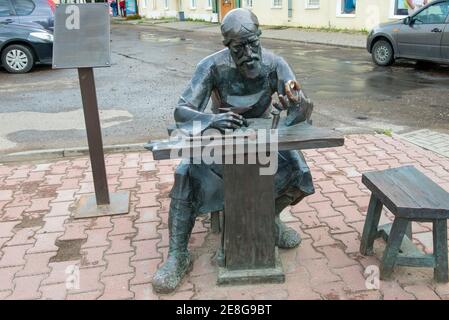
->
53;3;130;219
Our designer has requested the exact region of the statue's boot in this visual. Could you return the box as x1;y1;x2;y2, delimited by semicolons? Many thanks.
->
274;192;305;249
152;200;195;294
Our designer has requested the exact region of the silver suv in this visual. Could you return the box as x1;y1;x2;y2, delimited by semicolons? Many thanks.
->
367;0;449;66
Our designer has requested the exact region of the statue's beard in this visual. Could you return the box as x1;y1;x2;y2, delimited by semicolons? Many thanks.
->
237;57;261;79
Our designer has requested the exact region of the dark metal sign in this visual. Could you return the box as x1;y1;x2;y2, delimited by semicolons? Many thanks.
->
52;3;129;218
53;3;111;69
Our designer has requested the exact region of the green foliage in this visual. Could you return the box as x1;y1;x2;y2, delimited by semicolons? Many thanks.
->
263;25;289;30
375;128;393;137
125;14;142;20
152;16;178;21
183;18;217;24
291;25;369;35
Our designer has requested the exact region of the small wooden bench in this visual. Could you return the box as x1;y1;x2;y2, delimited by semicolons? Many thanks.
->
360;165;449;283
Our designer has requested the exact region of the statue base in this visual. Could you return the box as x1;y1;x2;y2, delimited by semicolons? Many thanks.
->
217;248;285;285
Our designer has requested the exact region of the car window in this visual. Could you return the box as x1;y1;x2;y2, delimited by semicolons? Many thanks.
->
414;2;449;24
0;0;13;17
12;0;34;15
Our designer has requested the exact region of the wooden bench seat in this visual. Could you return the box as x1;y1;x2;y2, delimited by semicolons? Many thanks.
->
360;165;449;282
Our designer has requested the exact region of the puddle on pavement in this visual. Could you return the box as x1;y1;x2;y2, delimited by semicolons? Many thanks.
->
21;181;41;194
35;186;58;198
50;239;86;263
139;32;190;43
0;108;133;150
282;48;327;56
156;182;173;198
140;170;158;180
15;214;45;229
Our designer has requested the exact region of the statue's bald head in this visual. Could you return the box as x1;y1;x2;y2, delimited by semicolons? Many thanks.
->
221;8;261;46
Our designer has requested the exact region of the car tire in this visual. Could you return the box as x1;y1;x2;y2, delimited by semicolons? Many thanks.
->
372;40;394;66
1;44;34;74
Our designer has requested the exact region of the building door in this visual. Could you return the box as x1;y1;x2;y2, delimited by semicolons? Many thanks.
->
220;0;234;21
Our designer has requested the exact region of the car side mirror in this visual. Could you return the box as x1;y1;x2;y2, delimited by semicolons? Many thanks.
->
404;17;412;25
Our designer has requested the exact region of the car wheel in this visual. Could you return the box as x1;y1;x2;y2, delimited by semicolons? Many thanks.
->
372;40;394;66
1;44;34;73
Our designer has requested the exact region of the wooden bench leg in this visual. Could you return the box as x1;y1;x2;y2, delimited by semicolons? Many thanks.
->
433;219;448;283
211;211;221;234
380;217;409;280
360;195;383;256
405;222;412;240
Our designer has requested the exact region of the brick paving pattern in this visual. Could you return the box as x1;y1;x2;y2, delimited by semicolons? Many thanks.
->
400;129;449;158
1;134;449;300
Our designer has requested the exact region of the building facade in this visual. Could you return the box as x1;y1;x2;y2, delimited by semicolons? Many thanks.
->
138;0;235;22
245;0;419;31
139;0;429;31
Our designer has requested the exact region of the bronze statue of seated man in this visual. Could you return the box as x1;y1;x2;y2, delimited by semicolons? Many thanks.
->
152;8;315;294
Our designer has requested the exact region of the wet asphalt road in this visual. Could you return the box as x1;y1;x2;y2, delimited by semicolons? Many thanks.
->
0;23;448;154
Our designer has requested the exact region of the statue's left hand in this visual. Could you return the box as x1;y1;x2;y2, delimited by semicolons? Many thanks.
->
278;80;314;127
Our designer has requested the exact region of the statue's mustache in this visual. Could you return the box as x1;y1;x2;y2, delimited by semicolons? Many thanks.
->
237;55;260;66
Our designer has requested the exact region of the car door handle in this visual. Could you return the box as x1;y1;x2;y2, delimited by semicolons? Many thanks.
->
431;28;443;33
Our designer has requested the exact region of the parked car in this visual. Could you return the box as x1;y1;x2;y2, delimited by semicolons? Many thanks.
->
367;0;449;66
0;0;55;30
0;22;52;73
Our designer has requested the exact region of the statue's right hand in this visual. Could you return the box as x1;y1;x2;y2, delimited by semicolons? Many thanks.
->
210;112;244;131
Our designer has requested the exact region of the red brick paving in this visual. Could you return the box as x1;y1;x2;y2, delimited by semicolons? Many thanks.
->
1;134;449;299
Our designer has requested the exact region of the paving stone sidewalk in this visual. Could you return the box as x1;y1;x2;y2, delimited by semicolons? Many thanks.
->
114;19;367;48
1;134;449;300
401;130;449;158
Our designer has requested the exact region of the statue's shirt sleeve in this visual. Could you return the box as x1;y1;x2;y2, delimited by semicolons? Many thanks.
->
179;59;214;112
275;55;296;96
174;58;215;133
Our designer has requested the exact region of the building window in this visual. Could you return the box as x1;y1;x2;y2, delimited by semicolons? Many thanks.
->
164;0;169;9
245;0;253;7
207;0;212;9
272;0;282;8
393;0;408;16
339;0;356;15
305;0;319;9
190;0;196;9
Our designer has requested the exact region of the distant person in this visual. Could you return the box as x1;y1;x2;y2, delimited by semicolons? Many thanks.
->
119;0;126;17
110;0;118;17
405;0;428;16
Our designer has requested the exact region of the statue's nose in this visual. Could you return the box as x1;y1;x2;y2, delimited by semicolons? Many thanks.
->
244;44;252;56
